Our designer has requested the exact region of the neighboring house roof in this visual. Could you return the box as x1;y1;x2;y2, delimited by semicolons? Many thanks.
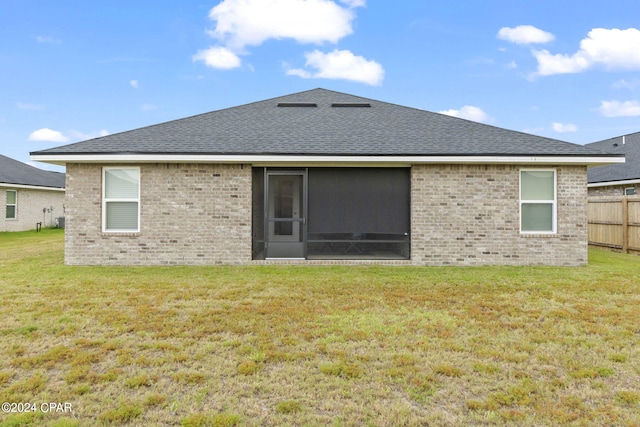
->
0;154;65;189
31;88;621;165
586;131;640;185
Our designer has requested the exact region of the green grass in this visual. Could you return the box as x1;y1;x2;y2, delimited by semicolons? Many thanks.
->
1;229;639;426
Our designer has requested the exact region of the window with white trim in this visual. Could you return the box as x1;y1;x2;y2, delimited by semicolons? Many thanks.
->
103;167;140;232
624;187;636;196
5;190;17;219
520;170;556;233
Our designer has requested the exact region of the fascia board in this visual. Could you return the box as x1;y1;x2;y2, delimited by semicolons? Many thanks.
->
0;182;65;191
30;153;625;166
588;178;640;188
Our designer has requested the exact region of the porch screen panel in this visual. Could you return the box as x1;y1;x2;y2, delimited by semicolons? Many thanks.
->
307;168;409;234
251;168;265;259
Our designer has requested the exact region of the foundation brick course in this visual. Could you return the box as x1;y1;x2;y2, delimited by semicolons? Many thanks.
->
64;163;588;266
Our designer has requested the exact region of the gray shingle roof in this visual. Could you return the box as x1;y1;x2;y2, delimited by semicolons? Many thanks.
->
586;131;640;183
0;154;65;188
32;88;613;158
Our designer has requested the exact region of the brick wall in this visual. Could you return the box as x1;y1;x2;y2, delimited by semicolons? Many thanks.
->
588;183;639;197
1;186;65;232
65;163;588;266
64;163;252;265
411;164;588;266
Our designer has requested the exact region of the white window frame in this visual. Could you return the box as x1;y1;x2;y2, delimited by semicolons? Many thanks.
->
624;187;636;196
6;190;17;220
520;169;557;234
102;167;140;233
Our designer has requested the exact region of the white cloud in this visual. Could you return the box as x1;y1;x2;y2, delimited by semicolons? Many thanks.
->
69;129;110;140
613;79;640;90
35;35;61;44
130;80;140;89
497;25;555;45
286;49;384;85
193;46;242;69
598;100;640;117
28;128;69;143
208;0;359;49
30;128;109;143
533;28;640;76
523;126;545;135
533;49;590;75
439;106;491;123
285;66;311;79
196;0;368;70
552;122;578;132
17;102;45;111
141;104;158;111
340;0;365;6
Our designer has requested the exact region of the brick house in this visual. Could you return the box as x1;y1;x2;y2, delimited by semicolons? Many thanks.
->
31;89;622;266
586;132;640;197
1;154;65;232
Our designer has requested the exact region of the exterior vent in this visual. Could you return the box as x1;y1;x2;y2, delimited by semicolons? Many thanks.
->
331;103;371;108
277;103;317;107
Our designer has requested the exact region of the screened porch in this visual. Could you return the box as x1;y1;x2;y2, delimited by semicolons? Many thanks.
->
252;167;410;260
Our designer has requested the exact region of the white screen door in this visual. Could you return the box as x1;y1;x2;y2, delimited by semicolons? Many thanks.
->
265;172;306;258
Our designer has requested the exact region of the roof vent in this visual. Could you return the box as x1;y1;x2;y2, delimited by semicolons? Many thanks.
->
277;103;317;107
331;103;372;108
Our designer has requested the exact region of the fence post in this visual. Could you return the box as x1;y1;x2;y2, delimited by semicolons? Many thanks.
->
622;197;629;253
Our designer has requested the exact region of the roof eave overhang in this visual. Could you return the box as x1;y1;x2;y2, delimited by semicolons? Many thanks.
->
30;153;625;167
588;178;640;188
0;182;65;191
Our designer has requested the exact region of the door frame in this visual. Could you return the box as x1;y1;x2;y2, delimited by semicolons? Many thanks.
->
264;169;308;259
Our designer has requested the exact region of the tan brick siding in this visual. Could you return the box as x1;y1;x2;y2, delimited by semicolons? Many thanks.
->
64;163;588;266
410;165;588;266
588;184;639;197
1;187;65;232
64;163;252;265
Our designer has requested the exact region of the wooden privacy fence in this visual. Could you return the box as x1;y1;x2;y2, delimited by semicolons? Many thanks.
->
588;196;640;253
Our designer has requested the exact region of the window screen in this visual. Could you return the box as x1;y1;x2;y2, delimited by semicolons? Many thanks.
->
308;168;410;234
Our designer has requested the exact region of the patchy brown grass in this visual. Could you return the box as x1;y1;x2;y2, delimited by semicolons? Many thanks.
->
0;229;639;426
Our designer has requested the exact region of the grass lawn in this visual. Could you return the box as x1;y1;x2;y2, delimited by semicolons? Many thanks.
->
0;229;639;426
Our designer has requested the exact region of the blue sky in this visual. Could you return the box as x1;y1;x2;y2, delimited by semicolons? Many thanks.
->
2;0;640;172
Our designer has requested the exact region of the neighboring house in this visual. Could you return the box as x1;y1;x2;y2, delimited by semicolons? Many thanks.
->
1;154;65;232
586;131;640;197
30;88;622;266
